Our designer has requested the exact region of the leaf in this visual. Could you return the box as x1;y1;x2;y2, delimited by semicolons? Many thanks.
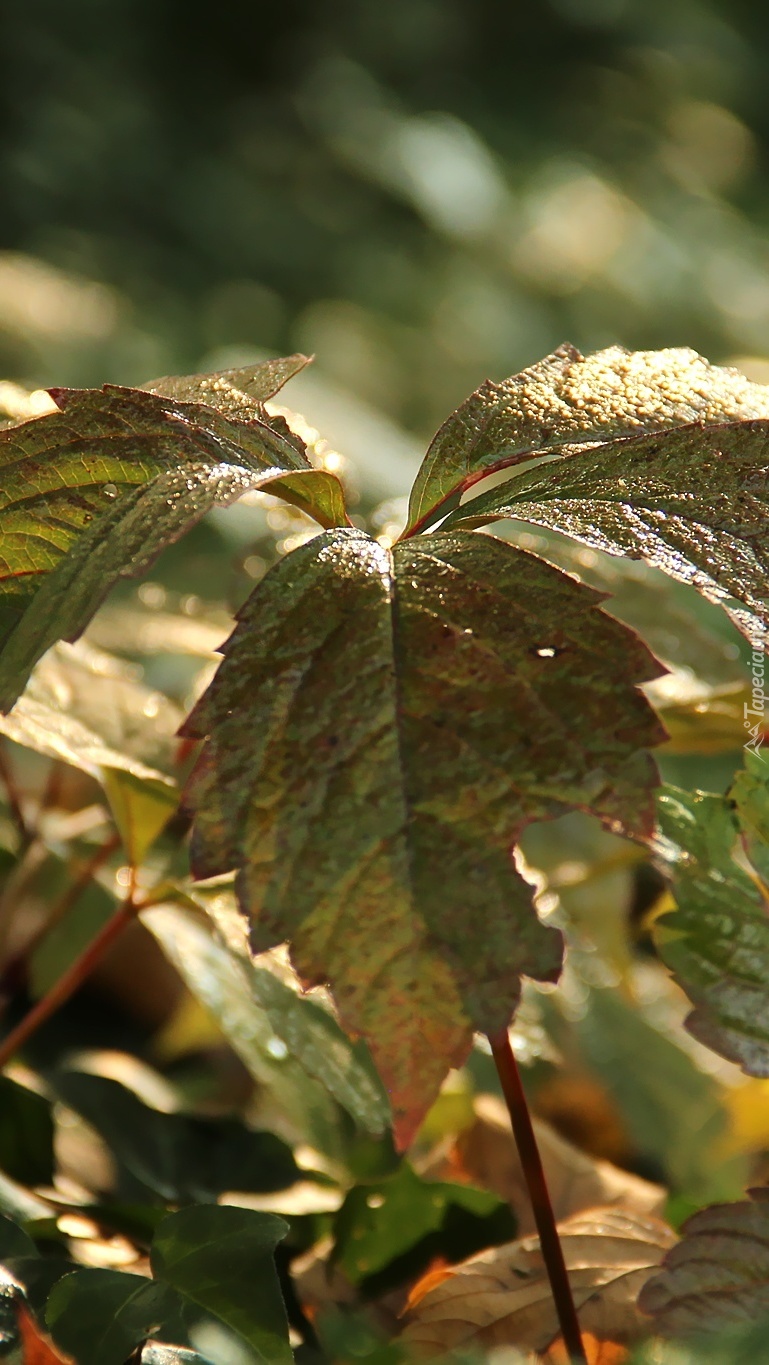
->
47;1207;291;1365
52;1070;300;1202
46;1270;182;1365
141;1346;210;1365
331;1162;514;1288
406;344;769;534
400;1207;676;1359
0;641;181;858
0;1077;54;1188
150;1206;292;1365
443;420;769;646
653;761;769;1079
183;527;664;1144
142;902;391;1140
0;360;347;710
144;354;310;418
433;1094;664;1237
639;1186;769;1338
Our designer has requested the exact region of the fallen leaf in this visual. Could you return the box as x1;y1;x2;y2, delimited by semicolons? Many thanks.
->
400;1207;676;1359
436;1094;665;1235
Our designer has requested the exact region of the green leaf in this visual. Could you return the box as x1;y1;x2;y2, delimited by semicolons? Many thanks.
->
0;640;181;857
150;1206;291;1365
406;344;769;534
653;762;769;1078
47;1207;291;1365
332;1163;514;1288
47;1270;183;1365
0;1077;54;1187
0;361;347;710
443;419;769;645
184;527;663;1144
142;902;390;1142
52;1070;300;1203
639;1186;769;1339
142;1346;211;1365
0;1214;37;1261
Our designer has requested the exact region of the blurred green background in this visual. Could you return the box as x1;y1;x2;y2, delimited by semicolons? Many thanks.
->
3;0;769;447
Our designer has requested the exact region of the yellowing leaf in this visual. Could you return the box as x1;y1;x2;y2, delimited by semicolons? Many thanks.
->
401;1207;676;1358
184;527;664;1144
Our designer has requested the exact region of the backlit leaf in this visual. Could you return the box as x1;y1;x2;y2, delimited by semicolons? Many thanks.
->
639;1186;769;1338
0;641;182;858
184;527;664;1144
653;757;769;1078
0;360;347;709
401;1207;676;1358
406;344;769;534
444;420;769;645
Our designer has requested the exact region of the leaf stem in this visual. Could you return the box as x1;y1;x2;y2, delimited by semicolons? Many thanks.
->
0;895;137;1071
0;831;122;992
487;1027;586;1364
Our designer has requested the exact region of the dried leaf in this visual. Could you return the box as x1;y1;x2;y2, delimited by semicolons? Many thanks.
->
16;1301;74;1364
639;1186;769;1338
401;1207;676;1359
407;344;769;533
184;528;663;1144
436;1094;665;1235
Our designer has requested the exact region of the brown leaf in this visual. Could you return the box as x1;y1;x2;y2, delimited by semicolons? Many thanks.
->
400;1207;676;1359
16;1301;74;1364
543;1332;630;1363
444;1095;666;1235
639;1185;769;1338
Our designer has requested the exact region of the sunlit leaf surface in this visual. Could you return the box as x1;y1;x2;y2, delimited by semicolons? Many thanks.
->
184;527;663;1143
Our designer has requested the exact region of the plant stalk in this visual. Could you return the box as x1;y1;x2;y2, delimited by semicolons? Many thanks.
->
0;896;137;1071
487;1027;587;1364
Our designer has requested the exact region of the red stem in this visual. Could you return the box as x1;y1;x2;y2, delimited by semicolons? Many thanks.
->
488;1027;587;1364
0;898;137;1071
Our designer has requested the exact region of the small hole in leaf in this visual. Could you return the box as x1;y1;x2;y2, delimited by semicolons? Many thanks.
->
535;646;557;658
366;1193;385;1209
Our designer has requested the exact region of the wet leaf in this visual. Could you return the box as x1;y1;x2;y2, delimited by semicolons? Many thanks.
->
653;759;769;1078
46;1270;182;1365
142;902;391;1141
141;1346;210;1365
0;361;347;709
407;344;769;534
52;1070;300;1202
639;1186;769;1338
401;1207;676;1359
444;419;769;646
184;527;663;1144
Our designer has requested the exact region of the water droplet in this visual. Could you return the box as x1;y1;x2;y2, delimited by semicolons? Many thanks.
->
265;1036;288;1060
366;1193;385;1210
102;483;119;499
143;696;160;719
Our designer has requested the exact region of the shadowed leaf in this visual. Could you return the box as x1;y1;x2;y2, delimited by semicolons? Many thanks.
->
654;756;769;1078
401;1207;676;1359
407;344;769;534
0;359;346;709
639;1186;769;1338
183;527;663;1144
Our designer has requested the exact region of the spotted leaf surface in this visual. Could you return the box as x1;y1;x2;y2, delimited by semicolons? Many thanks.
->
406;344;769;534
0;358;346;710
184;527;664;1144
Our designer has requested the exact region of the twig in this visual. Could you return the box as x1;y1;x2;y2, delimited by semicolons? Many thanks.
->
0;895;138;1071
0;745;31;847
487;1027;587;1365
